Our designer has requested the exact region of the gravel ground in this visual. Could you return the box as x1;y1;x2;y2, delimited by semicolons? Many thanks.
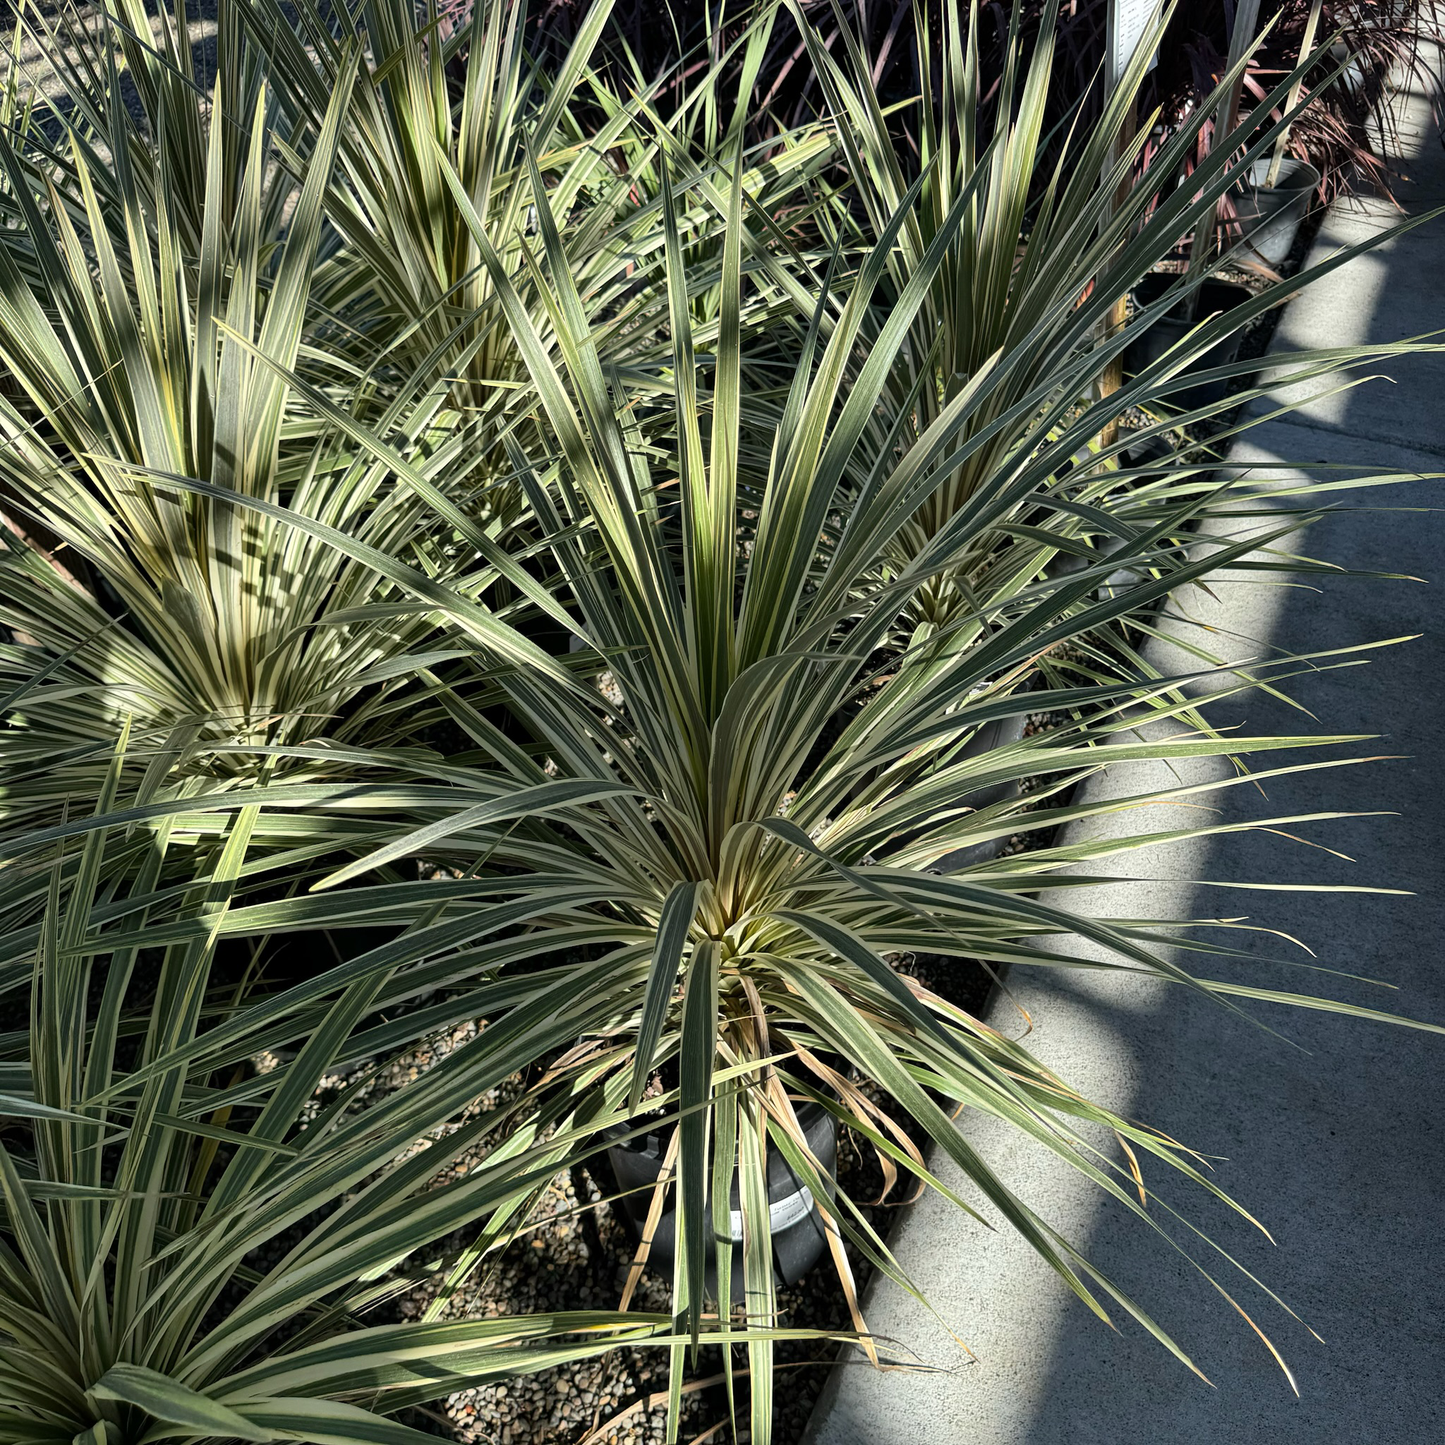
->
405;1167;700;1445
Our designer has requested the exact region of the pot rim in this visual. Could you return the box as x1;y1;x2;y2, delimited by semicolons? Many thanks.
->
606;1091;835;1156
1242;156;1323;194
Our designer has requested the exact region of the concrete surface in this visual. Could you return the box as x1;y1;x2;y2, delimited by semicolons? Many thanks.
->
805;64;1445;1445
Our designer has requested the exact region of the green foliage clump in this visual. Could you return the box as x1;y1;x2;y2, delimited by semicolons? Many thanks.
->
0;2;1437;1442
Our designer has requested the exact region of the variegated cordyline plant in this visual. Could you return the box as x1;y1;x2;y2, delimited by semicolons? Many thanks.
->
1;4;1441;1445
236;0;837;428
806;0;1391;636
0;775;847;1444
0;0;834;926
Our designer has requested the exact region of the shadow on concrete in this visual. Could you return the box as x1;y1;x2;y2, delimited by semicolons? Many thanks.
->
1015;75;1445;1445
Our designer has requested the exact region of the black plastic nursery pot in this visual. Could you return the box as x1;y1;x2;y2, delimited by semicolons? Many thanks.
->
1117;431;1178;488
605;1095;838;1302
1045;432;1177;594
1233;157;1320;270
1124;273;1254;410
932;710;1030;872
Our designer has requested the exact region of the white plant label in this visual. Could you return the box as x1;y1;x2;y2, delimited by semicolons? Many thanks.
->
728;1186;815;1243
1109;0;1159;89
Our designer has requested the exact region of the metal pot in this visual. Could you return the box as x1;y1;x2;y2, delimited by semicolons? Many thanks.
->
605;1095;837;1302
1232;157;1320;270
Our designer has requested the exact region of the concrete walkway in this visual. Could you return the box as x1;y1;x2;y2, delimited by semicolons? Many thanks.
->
806;64;1445;1445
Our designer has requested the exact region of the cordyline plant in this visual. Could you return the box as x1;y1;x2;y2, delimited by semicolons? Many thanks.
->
1164;0;1437;205
0;775;845;1444
0;58;436;838
0;3;1441;1444
0;0;833;923
237;0;836;423
808;0;1391;633
0;0;473;846
62;24;1442;1443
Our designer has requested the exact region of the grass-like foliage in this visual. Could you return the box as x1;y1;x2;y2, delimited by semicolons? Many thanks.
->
1;772;842;1445
0;1;1439;1442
